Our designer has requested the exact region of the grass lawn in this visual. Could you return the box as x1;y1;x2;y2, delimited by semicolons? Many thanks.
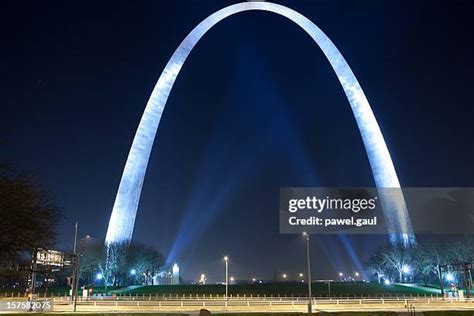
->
109;282;436;297
1;282;437;298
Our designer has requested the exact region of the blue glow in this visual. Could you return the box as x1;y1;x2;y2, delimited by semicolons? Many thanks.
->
130;269;136;275
96;273;103;280
166;48;321;263
105;1;414;246
445;273;454;282
338;235;366;279
402;264;410;274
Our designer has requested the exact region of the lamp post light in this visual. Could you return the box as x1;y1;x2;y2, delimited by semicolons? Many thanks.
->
446;273;454;282
402;265;411;283
129;269;137;285
302;232;312;316
224;256;229;299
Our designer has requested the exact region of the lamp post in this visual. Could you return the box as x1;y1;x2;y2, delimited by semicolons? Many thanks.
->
224;256;229;300
302;232;312;316
72;222;79;312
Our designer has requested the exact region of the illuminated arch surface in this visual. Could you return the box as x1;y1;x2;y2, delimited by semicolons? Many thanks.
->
105;1;414;245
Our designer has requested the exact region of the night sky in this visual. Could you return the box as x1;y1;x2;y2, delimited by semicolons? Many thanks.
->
2;0;473;283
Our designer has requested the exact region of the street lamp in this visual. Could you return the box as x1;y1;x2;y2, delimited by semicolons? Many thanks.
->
302;231;312;316
230;277;234;284
129;269;137;285
252;278;256;282
282;274;287;279
355;272;360;279
224;256;229;299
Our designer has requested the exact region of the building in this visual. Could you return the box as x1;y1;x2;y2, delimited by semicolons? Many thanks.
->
153;263;180;285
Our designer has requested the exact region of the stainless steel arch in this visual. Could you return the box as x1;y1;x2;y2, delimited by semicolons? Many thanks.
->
105;1;414;245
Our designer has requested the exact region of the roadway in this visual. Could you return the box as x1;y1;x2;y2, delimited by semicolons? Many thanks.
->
2;296;474;313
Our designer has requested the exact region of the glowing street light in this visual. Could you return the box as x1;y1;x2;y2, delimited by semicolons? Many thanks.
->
96;273;103;280
224;256;229;299
446;273;454;282
339;272;343;277
299;273;304;278
354;272;360;278
282;274;287;279
402;265;410;274
252;278;256;282
130;269;136;275
402;264;411;283
384;279;391;285
230;277;234;284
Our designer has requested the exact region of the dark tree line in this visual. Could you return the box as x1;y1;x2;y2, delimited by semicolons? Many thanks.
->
0;166;61;286
77;237;165;288
0;165;165;289
367;237;474;286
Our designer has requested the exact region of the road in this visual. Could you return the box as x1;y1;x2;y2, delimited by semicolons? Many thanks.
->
2;296;474;313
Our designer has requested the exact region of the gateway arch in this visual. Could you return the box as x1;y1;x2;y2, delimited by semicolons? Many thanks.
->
105;1;414;246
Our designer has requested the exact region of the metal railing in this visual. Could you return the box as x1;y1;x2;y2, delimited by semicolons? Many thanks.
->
46;296;474;307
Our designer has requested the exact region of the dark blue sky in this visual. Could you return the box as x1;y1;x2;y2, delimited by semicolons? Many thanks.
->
2;0;473;282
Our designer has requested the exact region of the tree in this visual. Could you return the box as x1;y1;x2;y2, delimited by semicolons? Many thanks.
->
367;248;386;283
413;241;446;285
126;243;164;285
380;245;412;283
77;236;103;286
94;241;164;287
0;167;61;263
445;237;474;265
98;242;128;288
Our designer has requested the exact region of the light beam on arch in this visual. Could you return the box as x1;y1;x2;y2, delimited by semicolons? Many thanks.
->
105;1;414;246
